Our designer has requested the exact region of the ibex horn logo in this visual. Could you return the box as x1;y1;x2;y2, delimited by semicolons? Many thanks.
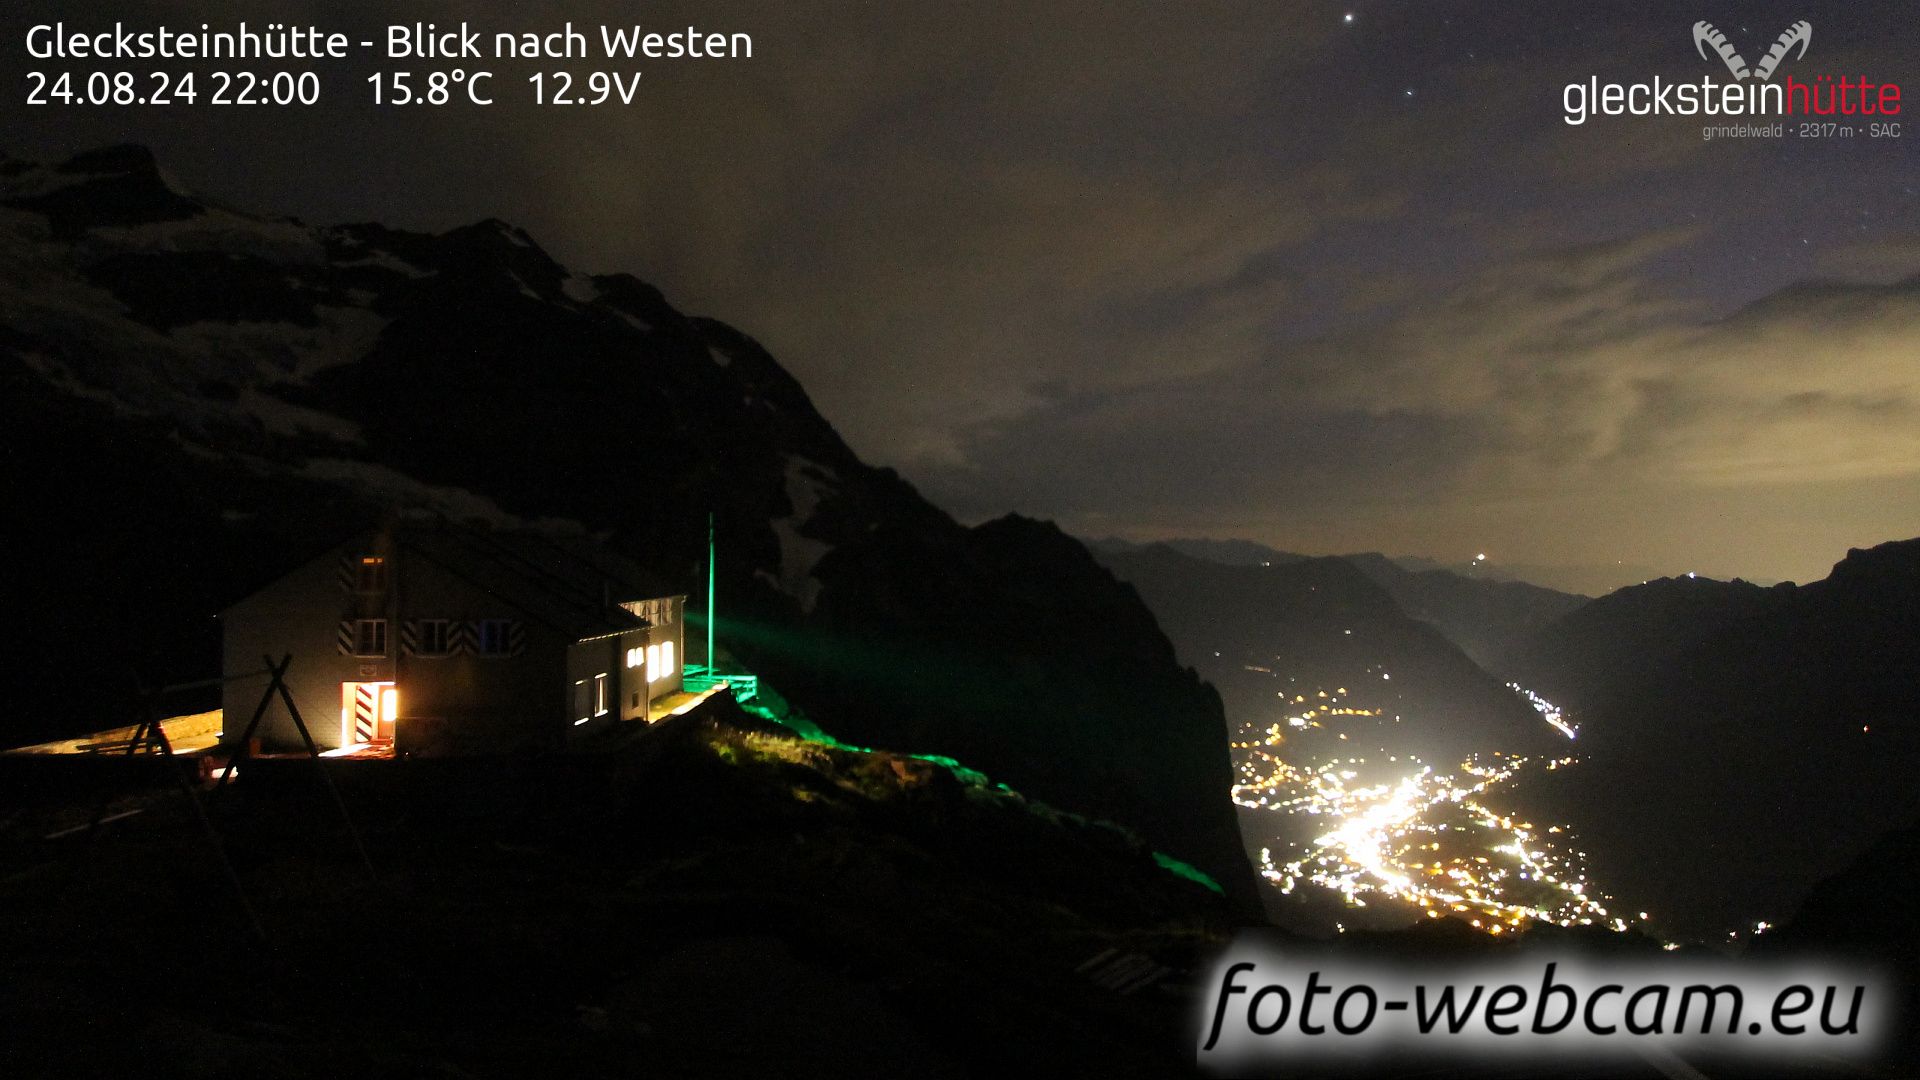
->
1692;20;1813;81
1564;19;1899;126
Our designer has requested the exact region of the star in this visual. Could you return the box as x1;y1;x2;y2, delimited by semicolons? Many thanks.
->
1343;12;1355;24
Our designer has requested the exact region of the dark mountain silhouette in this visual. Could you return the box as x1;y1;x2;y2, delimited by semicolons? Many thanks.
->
1764;820;1920;971
1388;553;1667;598
1095;544;1551;764
1507;573;1789;712
0;146;1257;914
1090;534;1582;668
1097;548;1560;781
1088;537;1588;671
1337;552;1587;671
1089;535;1311;568
1759;820;1920;1071
1505;540;1920;940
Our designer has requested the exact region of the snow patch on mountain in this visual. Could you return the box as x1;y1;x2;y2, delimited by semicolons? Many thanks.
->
509;271;545;301
605;307;653;335
334;248;436;279
769;456;841;612
82;210;323;264
233;389;362;444
169;304;390;381
561;273;600;304
14;350;137;413
492;221;535;248
299;459;520;526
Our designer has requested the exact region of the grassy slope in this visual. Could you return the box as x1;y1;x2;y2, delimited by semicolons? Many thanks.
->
0;699;1232;1078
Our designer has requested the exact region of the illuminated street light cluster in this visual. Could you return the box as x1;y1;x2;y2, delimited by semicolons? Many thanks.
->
1232;681;1625;935
1508;682;1578;740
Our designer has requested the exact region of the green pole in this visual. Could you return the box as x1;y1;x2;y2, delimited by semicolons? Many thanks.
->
706;512;716;675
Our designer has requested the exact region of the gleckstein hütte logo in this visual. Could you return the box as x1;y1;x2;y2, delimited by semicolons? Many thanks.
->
1692;20;1812;81
1563;19;1902;125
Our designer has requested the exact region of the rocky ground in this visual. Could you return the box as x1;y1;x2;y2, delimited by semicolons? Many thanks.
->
0;697;1234;1078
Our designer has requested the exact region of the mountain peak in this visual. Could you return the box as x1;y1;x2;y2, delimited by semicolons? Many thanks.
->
57;143;164;178
4;143;200;238
1832;536;1920;578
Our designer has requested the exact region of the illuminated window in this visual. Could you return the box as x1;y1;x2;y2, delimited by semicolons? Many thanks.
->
478;620;513;656
646;644;660;681
351;619;388;657
573;679;590;725
355;556;388;592
594;673;609;716
661;641;675;678
625;646;643;669
417;619;452;656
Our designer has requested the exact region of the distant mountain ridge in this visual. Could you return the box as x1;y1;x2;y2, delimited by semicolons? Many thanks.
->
1506;573;1788;715
1088;536;1588;669
1512;540;1920;728
1507;538;1920;939
1093;544;1553;762
1088;536;1311;569
0;146;1259;913
1089;534;1643;596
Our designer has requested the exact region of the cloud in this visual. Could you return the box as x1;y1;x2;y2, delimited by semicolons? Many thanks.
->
918;230;1920;582
1818;235;1920;282
5;0;1918;584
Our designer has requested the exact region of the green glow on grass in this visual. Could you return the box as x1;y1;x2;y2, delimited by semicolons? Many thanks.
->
735;694;990;786
727;669;1221;896
706;512;716;674
1153;852;1225;895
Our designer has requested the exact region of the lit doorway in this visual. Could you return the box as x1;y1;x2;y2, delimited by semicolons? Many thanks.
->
341;681;398;745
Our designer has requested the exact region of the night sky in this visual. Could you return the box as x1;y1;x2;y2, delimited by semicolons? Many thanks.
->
7;0;1917;593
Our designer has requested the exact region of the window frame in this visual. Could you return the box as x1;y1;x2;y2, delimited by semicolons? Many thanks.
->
351;618;388;658
354;556;388;593
416;618;452;657
477;619;514;657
